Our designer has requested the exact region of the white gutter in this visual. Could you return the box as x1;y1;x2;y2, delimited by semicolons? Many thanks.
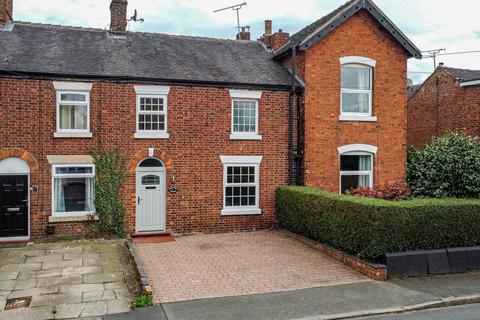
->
459;79;480;87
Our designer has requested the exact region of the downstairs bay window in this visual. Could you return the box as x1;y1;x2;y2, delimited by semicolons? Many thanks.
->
52;165;95;216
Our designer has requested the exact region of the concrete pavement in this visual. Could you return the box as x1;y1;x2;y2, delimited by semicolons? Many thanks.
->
357;304;480;320
103;271;480;320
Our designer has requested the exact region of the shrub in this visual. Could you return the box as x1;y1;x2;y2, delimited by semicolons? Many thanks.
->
132;295;153;308
87;147;127;238
407;132;480;198
347;181;411;200
277;186;480;261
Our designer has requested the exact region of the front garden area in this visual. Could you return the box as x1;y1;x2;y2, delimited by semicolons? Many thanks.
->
277;132;480;263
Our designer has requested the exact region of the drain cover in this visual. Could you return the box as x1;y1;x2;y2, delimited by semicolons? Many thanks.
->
5;296;32;310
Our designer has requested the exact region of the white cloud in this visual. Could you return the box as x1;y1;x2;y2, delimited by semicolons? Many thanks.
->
12;0;480;84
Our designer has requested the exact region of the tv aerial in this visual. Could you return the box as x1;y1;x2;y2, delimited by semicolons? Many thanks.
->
128;9;144;23
214;2;247;33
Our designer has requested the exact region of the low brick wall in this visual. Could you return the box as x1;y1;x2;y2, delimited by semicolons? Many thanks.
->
126;239;153;295
279;229;387;280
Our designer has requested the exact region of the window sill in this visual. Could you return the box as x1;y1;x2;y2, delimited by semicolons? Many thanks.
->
230;133;262;141
134;132;170;139
339;115;377;122
221;208;261;216
49;214;98;223
54;132;93;138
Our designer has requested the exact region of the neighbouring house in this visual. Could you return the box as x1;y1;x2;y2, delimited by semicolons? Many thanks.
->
408;65;480;147
0;0;421;240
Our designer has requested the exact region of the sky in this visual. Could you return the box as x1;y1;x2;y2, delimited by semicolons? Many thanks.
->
12;0;480;84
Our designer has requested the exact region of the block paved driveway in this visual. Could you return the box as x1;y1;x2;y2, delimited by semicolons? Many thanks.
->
0;240;133;320
136;230;369;303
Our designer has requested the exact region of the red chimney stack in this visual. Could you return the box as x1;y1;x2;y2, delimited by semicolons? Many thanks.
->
260;20;289;51
0;0;13;25
110;0;128;33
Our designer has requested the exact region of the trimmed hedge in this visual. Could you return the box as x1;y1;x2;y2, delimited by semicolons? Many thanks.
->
277;186;480;261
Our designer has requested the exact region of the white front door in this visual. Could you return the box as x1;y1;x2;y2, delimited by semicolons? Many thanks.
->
136;170;166;232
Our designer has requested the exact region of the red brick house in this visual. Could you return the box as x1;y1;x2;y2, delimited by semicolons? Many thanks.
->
0;0;420;240
408;66;480;147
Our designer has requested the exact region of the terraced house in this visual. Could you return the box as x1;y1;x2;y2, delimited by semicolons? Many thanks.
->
0;0;421;241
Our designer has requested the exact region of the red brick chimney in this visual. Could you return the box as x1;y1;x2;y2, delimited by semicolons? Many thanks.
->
110;0;128;33
271;29;289;51
0;0;13;25
259;20;289;51
236;26;251;41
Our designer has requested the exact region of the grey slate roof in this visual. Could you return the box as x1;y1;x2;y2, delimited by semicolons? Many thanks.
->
0;23;292;88
442;67;480;83
273;0;421;59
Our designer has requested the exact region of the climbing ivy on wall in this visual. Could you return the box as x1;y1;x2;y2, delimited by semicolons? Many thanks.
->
87;147;127;238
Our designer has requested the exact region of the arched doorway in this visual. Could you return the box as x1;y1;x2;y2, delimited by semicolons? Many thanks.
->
0;157;30;239
136;157;166;232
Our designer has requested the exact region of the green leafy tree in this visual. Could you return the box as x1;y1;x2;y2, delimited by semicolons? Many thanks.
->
88;147;127;238
407;132;480;198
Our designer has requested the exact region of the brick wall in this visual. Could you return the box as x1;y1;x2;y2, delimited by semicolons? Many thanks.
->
298;10;409;192
0;77;290;239
407;68;480;148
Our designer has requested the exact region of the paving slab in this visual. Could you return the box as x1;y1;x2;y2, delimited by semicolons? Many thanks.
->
0;291;10;300
59;283;105;293
81;301;108;317
0;272;18;280
30;291;83;307
17;271;36;280
25;254;63;263
8;285;59;299
0;299;5;311
0;263;41;272
14;279;37;290
0;280;15;291
37;275;82;287
0;256;26;264
42;258;82;270
0;306;52;320
107;299;131;314
54;302;85;319
62;266;102;277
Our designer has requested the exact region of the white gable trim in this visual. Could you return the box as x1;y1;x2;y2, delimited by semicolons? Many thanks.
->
340;56;376;67
134;85;170;95
229;90;262;100
53;81;93;91
220;156;263;164
459;80;480;87
338;144;378;154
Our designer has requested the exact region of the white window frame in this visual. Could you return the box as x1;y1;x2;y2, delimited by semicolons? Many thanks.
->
51;164;95;217
220;156;262;216
229;90;262;140
339;57;377;122
55;91;92;137
338;144;377;194
134;86;170;139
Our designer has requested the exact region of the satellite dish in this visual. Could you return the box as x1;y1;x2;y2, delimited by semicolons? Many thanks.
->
407;79;413;87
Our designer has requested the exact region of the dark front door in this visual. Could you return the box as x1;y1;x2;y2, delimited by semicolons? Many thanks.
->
0;175;28;237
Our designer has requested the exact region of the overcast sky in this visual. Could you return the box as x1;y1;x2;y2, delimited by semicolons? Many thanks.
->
12;0;480;84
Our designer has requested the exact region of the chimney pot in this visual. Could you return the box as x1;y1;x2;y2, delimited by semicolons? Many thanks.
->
236;26;251;41
0;0;13;25
110;0;128;33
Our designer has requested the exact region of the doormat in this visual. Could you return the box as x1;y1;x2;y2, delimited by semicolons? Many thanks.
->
0;241;28;249
132;235;176;244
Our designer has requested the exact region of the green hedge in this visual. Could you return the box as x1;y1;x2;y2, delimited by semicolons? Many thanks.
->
277;186;480;261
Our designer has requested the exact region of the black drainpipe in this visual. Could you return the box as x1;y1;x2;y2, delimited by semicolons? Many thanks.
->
296;93;303;185
288;47;296;185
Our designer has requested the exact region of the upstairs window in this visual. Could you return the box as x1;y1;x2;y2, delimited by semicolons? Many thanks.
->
54;81;93;138
341;65;372;114
229;90;262;140
134;86;170;139
340;57;376;122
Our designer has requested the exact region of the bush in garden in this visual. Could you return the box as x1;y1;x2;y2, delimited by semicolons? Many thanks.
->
407;132;480;198
346;181;411;201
